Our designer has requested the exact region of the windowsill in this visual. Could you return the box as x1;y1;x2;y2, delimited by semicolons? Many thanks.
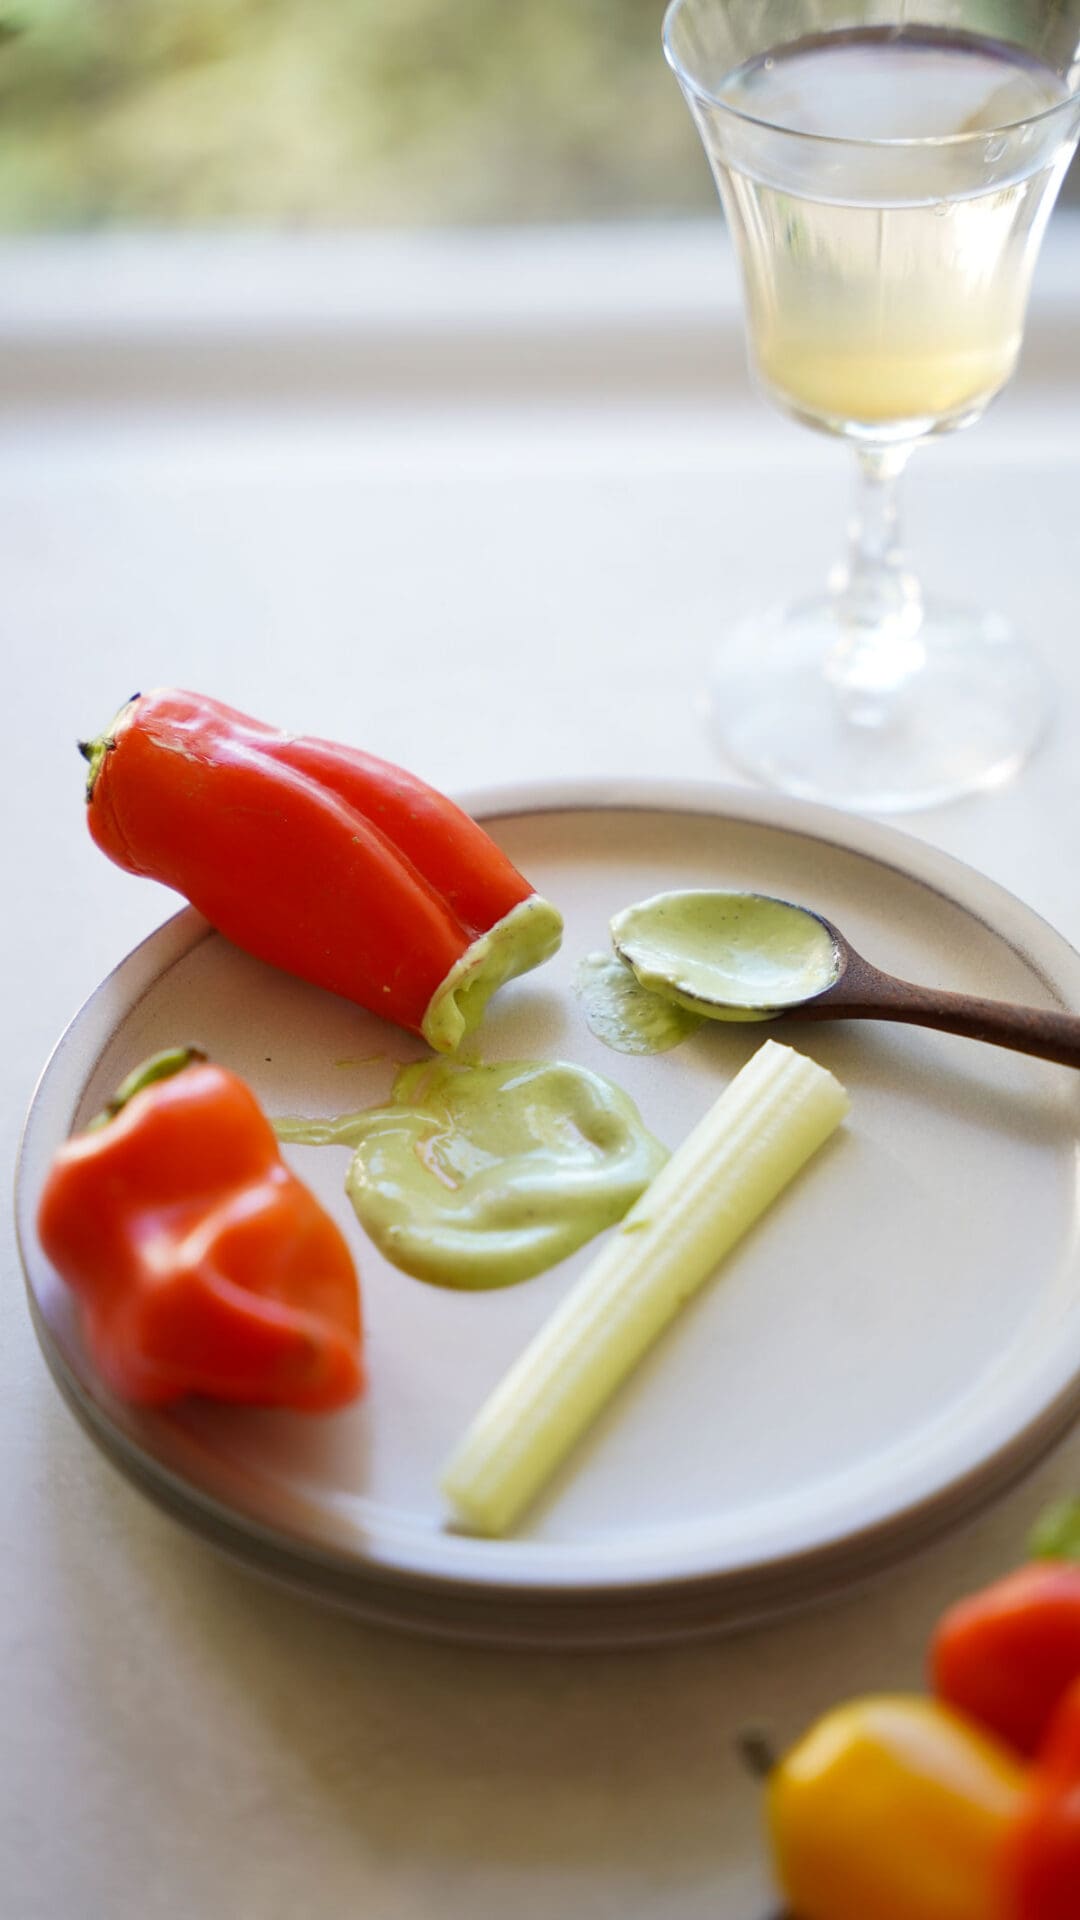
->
0;215;1076;413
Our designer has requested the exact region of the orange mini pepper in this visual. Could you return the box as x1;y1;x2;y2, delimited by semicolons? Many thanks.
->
37;1048;363;1411
79;689;563;1053
931;1562;1080;1758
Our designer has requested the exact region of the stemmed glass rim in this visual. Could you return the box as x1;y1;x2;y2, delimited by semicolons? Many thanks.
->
661;0;1080;151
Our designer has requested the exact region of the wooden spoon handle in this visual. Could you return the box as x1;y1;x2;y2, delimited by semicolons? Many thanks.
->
799;961;1080;1069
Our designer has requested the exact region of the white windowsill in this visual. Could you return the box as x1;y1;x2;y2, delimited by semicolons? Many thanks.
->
0;215;1076;415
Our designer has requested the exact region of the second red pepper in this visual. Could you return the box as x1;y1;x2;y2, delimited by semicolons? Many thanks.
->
1000;1675;1080;1920
931;1561;1080;1757
37;1048;363;1410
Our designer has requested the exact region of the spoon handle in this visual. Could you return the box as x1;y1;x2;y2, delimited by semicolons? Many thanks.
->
800;956;1080;1068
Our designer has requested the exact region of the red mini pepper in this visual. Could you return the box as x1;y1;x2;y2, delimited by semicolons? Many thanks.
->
931;1562;1080;1758
37;1048;363;1410
80;689;563;1053
999;1674;1080;1920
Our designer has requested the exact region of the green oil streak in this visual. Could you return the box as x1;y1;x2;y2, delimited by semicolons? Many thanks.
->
573;952;704;1054
276;1058;668;1291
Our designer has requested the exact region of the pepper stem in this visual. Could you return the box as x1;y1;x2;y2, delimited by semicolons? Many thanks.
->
1029;1496;1080;1561
86;1046;207;1131
77;733;112;802
78;691;142;802
736;1728;778;1779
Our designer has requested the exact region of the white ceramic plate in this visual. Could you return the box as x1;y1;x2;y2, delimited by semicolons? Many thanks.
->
16;782;1080;1645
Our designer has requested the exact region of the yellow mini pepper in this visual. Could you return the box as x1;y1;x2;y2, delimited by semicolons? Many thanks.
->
766;1694;1026;1920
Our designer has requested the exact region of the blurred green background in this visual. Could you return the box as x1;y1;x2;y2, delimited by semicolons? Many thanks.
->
1;1;1076;231
0;0;711;228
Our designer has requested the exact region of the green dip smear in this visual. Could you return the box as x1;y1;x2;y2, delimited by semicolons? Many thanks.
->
278;1058;669;1291
574;952;705;1054
611;890;841;1021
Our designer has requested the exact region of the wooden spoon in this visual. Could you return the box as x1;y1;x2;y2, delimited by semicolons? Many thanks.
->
611;890;1080;1068
789;912;1080;1066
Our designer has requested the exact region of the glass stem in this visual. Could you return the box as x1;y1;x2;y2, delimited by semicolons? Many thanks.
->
826;442;926;724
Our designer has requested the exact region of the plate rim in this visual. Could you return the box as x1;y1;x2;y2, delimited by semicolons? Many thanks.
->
17;777;1080;1626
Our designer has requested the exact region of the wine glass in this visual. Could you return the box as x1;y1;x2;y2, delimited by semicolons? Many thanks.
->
663;0;1080;811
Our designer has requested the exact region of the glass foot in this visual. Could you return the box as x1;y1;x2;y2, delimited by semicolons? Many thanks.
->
707;591;1048;813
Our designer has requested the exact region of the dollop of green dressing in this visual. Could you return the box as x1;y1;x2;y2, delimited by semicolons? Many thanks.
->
277;1058;668;1291
611;890;841;1021
573;952;704;1054
422;895;564;1054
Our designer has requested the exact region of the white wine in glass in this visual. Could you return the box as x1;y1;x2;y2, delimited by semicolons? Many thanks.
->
664;2;1080;811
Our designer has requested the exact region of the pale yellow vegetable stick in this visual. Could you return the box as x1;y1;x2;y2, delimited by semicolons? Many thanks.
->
440;1039;849;1536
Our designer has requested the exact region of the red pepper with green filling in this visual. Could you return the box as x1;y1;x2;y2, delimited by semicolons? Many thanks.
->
37;1047;363;1410
80;690;562;1052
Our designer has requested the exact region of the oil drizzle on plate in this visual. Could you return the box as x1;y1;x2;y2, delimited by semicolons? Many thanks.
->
574;951;705;1054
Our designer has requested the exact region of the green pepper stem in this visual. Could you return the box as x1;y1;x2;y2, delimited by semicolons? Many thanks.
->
1029;1496;1080;1561
77;733;112;802
86;1046;207;1131
78;692;141;802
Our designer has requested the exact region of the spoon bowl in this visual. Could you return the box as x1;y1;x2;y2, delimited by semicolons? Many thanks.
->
611;890;842;1020
611;889;1080;1068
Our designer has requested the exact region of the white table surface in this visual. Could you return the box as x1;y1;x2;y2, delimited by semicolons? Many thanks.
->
4;220;1080;1919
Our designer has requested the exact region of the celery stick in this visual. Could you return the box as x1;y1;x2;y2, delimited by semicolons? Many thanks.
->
439;1040;849;1536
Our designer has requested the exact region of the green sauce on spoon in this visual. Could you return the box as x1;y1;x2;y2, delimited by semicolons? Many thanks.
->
610;890;841;1021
